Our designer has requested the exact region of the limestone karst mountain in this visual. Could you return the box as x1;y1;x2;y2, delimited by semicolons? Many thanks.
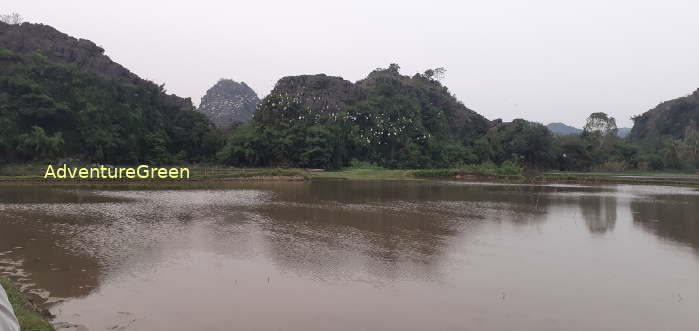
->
630;88;699;140
248;66;492;168
0;21;214;164
0;21;193;110
256;69;490;143
199;79;260;127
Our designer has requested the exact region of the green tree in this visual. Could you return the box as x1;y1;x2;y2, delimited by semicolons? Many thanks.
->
583;112;618;138
487;119;554;168
0;47;219;164
15;126;63;160
217;124;261;166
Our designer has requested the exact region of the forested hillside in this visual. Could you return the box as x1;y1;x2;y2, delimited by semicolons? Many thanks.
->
0;21;219;164
218;65;499;168
2;21;697;172
628;88;699;170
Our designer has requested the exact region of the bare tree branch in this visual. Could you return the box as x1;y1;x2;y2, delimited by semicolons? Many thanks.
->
0;12;23;25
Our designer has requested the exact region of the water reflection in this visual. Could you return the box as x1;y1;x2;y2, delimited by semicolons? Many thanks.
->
253;180;560;281
631;194;699;255
579;196;617;234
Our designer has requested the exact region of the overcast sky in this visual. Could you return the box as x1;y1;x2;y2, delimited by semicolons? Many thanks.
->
10;0;699;127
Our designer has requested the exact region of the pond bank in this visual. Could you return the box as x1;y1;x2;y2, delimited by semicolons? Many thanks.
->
1;165;698;187
0;277;55;331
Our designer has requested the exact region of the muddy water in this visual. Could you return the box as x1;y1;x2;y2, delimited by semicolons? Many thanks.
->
0;181;698;331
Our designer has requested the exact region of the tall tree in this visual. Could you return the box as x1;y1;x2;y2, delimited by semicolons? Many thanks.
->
583;112;618;137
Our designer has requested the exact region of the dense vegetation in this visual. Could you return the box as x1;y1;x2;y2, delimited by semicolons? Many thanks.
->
215;65;647;172
219;65;494;169
2;51;697;172
627;89;699;170
217;79;698;172
0;48;221;165
0;19;697;173
3;53;697;172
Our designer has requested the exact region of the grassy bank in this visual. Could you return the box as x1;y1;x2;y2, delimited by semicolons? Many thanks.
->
537;171;699;186
0;162;520;182
412;162;523;179
0;277;55;331
0;164;309;182
309;168;416;180
2;163;699;187
309;163;522;181
311;167;699;186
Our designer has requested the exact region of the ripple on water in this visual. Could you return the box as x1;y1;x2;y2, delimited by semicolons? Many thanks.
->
0;189;272;281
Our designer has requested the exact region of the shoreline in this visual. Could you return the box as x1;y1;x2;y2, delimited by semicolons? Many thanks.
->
1;169;698;187
0;277;55;331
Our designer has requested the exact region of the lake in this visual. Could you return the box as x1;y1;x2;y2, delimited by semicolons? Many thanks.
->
0;180;698;330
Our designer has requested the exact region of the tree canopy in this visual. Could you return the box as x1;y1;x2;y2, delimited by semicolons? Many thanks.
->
0;48;221;165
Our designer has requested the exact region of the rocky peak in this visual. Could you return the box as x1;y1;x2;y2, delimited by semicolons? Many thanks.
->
631;88;699;140
257;68;490;143
0;21;137;82
199;79;260;126
270;74;364;114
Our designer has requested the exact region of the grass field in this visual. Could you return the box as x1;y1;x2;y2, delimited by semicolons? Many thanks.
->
308;168;416;180
2;163;699;186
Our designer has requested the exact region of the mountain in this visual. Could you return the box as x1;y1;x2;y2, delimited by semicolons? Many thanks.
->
546;122;582;135
257;68;490;143
0;22;217;164
246;64;491;168
199;79;260;127
0;22;192;111
630;88;699;140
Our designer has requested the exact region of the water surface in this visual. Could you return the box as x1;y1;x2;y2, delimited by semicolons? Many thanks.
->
0;181;698;330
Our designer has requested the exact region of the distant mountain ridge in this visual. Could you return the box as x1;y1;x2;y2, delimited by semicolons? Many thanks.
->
617;127;631;138
547;122;631;138
199;79;260;127
546;122;582;135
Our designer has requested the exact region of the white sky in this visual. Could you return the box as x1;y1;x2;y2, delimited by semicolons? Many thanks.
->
8;0;699;127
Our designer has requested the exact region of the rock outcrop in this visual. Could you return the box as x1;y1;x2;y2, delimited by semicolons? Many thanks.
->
199;79;260;126
256;67;490;143
631;88;699;140
262;74;365;116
